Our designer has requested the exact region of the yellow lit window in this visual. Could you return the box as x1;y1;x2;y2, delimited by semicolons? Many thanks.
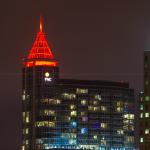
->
101;123;107;129
117;107;123;112
36;121;55;127
140;113;143;118
26;128;29;134
117;101;123;106
95;94;101;100
145;96;150;101
145;113;149;118
26;140;29;145
140;137;144;143
101;106;106;112
81;111;86;116
81;100;87;105
93;135;98;139
145;129;149;134
70;105;76;109
76;88;88;94
127;136;134;142
22;146;25;150
26;112;30;123
93;101;98;105
71;111;77;117
62;93;76;100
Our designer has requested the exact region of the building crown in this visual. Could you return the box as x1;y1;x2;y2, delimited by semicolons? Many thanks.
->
27;16;54;60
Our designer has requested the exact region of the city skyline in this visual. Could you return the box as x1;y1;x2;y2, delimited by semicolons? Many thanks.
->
0;1;148;150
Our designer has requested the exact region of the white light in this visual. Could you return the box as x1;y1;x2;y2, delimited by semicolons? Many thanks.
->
45;77;52;82
45;72;50;77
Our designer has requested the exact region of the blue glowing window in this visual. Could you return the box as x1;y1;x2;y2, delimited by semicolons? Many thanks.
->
92;123;100;129
81;128;88;134
71;122;77;128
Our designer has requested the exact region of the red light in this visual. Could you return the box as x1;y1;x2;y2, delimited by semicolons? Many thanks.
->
25;61;57;67
27;17;54;60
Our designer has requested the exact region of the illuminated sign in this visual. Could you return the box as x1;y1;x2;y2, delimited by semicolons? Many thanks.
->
44;77;52;82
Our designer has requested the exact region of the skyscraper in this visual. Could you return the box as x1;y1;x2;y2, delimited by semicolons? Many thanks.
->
22;18;135;150
139;50;150;150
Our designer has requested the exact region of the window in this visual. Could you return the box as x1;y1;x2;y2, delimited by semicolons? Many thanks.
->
35;121;55;127
82;116;88;122
145;129;149;134
81;100;87;105
62;93;76;100
93;135;98;139
140;137;144;143
71;122;77;128
101;123;107;129
145;113;149;118
140;113;143;118
71;111;77;117
145;96;150;101
94;94;101;100
76;88;88;94
101;106;107;112
140;104;144;110
70;105;76;110
81;128;88;134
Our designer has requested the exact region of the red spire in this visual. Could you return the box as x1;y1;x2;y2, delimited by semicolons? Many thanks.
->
27;16;54;60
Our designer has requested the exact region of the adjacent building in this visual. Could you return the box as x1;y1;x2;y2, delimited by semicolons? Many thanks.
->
139;50;150;150
22;18;135;150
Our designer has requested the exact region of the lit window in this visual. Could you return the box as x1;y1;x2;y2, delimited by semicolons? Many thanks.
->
82;116;88;122
127;136;134;142
81;111;86;116
71;122;77;128
22;146;25;150
124;114;134;119
145;96;150;101
69;139;77;145
140;137;144;143
140;113;143;118
145;113;149;118
25;140;29;145
62;93;76;100
76;88;88;94
36;121;55;127
26;128;29;134
81;128;88;134
95;94;101;100
70;105;76;110
93;135;98;139
145;129;149;134
117;129;124;135
117;107;123;112
81;100;87;105
71;111;77;117
140;105;144;110
101;123;107;129
117;101;123;106
101;106;107;112
93;100;98;105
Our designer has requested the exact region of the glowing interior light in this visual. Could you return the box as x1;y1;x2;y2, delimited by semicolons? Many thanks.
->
25;61;57;67
45;72;50;77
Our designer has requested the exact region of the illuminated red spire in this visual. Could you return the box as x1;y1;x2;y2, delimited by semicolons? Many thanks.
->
27;16;54;60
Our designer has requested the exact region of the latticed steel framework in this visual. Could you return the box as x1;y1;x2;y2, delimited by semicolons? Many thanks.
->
22;18;135;150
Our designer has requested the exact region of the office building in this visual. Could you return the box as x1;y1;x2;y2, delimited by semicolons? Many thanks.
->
22;18;135;150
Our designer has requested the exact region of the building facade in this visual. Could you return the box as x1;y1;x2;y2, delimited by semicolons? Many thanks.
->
139;50;150;150
22;18;135;150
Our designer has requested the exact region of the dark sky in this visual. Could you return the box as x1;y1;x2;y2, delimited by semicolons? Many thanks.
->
0;0;149;149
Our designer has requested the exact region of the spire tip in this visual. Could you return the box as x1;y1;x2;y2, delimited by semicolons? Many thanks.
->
40;16;43;32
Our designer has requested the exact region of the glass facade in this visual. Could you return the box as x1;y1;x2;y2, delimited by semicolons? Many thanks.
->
139;50;150;150
22;20;135;150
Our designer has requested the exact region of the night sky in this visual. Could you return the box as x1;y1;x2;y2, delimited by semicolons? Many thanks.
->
0;0;149;149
